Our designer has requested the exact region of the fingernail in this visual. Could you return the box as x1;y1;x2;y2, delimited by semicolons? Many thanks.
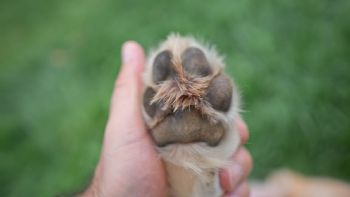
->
122;41;137;64
229;164;243;190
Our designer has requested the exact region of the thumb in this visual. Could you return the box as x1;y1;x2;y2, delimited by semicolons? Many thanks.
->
105;41;147;144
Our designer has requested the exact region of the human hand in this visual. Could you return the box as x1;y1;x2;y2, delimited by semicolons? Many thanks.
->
81;41;252;197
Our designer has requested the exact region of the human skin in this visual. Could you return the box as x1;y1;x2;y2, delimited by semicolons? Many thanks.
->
81;41;252;197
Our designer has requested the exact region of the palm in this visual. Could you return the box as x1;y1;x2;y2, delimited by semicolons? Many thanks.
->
97;115;167;197
139;138;167;195
116;134;167;197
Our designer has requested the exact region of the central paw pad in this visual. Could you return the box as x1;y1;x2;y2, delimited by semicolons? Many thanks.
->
143;38;235;147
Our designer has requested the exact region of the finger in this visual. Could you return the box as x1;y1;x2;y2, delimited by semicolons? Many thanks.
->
110;41;145;116
224;181;250;197
105;41;146;141
220;147;253;193
235;116;249;145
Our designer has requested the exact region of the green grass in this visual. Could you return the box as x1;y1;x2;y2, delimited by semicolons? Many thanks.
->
1;0;350;196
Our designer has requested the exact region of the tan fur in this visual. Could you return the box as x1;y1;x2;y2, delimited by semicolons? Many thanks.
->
142;34;240;197
251;169;350;197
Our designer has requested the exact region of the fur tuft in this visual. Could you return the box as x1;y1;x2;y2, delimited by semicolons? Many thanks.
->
151;75;213;111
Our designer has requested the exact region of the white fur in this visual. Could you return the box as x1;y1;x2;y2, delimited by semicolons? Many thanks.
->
142;34;240;197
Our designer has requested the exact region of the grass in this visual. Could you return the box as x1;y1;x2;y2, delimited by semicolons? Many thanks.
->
1;0;349;196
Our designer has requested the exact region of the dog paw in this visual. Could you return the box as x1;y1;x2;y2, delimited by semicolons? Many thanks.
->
142;35;237;147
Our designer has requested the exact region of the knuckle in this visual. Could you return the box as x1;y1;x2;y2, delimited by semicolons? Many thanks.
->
233;147;253;177
241;148;253;176
235;117;249;144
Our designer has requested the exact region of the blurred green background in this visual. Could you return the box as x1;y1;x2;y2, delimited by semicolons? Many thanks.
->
1;0;350;196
